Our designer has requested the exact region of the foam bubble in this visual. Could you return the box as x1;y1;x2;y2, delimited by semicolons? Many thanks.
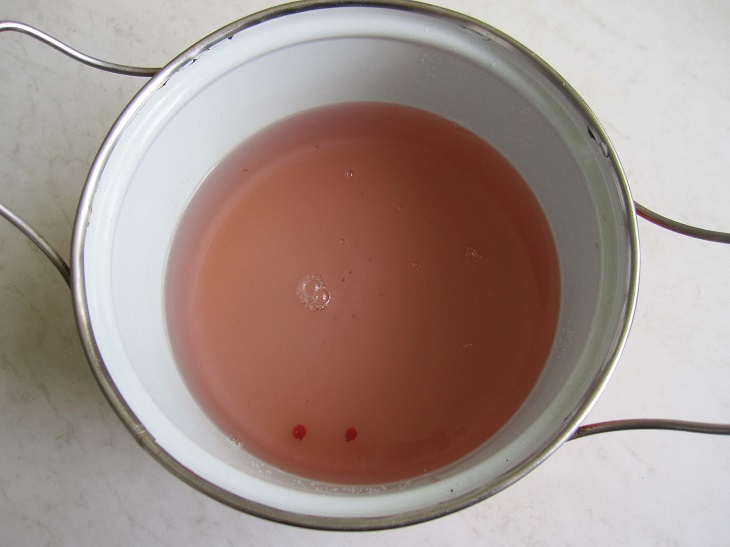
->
466;246;482;259
297;274;330;311
313;289;330;306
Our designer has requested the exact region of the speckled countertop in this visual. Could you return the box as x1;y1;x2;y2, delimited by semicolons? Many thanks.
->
1;1;728;545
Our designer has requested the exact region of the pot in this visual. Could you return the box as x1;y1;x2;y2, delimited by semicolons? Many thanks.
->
69;0;639;528
5;0;645;531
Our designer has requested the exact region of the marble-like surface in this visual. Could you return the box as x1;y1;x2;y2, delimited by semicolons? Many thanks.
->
1;1;728;544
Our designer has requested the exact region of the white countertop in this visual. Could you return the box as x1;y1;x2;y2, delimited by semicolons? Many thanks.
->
1;1;728;544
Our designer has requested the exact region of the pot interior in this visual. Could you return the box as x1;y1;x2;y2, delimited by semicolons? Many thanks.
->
76;2;638;527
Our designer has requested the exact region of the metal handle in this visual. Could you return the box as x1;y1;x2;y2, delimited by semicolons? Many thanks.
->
1;20;728;440
571;202;730;438
0;21;160;76
636;202;730;244
0;202;70;285
0;21;160;285
572;418;730;440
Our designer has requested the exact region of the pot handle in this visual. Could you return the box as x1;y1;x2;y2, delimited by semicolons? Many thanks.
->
572;203;730;438
0;21;160;288
635;203;730;244
0;202;70;285
0;21;159;76
1;22;728;439
572;201;729;438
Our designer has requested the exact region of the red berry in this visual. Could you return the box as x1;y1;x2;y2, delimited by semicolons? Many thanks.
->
292;424;307;440
345;427;357;442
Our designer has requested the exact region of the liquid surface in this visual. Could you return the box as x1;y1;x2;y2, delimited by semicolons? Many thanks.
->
166;102;560;484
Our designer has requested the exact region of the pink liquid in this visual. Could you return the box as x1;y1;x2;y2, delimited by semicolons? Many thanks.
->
166;102;560;484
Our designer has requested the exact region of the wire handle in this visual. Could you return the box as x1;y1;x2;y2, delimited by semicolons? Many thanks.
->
0;202;70;285
0;21;160;76
0;21;160;286
572;418;730;440
1;20;728;440
636;202;730;244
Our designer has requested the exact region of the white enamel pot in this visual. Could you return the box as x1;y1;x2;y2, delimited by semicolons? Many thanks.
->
71;0;638;530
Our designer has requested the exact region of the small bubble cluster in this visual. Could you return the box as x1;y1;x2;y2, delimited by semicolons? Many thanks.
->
297;274;330;312
344;169;354;179
465;246;482;259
